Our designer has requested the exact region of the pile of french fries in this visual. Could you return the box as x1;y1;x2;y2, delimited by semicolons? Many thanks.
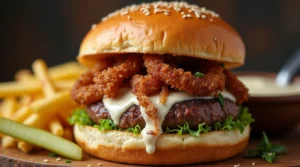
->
0;59;86;152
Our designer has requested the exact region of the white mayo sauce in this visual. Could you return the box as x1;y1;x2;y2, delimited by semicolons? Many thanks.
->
238;76;300;97
103;88;236;154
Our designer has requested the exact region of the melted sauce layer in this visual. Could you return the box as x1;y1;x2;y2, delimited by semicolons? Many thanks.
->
103;88;236;154
238;76;300;97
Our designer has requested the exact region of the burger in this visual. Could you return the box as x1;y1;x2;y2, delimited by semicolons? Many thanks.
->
69;1;254;165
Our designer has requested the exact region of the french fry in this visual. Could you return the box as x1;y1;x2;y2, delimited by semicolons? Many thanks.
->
1;97;18;119
23;113;52;128
13;106;32;122
15;69;35;82
55;80;76;90
2;136;17;148
48;61;86;80
0;82;40;98
0;81;76;98
30;91;75;115
18;141;35;153
32;59;56;97
49;119;64;136
19;95;33;105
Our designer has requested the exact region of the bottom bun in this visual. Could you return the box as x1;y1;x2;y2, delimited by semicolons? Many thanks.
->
74;124;250;165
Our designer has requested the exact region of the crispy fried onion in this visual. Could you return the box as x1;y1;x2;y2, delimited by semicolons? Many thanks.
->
144;54;225;97
131;74;164;135
71;55;142;104
224;69;249;104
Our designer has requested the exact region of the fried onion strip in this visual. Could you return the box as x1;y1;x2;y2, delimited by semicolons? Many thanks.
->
71;56;142;104
131;74;163;135
159;85;169;104
71;63;108;104
224;70;249;104
144;54;225;96
93;56;142;98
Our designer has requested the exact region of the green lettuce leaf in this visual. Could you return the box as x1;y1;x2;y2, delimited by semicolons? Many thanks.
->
165;122;211;137
94;119;118;131
68;108;94;126
127;124;142;135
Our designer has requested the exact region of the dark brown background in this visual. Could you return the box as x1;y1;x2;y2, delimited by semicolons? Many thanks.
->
1;0;300;81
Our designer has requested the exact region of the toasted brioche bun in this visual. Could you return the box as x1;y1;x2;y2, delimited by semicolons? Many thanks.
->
78;1;245;68
74;124;250;165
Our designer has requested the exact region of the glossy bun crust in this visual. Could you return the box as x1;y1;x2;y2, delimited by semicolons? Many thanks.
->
74;124;250;165
78;1;245;68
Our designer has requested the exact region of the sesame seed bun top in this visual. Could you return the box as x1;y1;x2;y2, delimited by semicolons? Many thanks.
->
78;1;245;68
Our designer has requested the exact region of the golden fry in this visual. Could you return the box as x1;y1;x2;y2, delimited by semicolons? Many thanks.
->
30;91;75;115
13;106;32;122
49;119;64;136
0;82;40;98
18;141;34;153
15;69;34;82
0;81;76;98
32;59;56;96
49;61;86;80
2;136;17;148
1;97;18;119
23;113;52;128
19;95;33;105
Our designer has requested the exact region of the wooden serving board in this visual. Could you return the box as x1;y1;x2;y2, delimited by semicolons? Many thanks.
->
1;125;300;167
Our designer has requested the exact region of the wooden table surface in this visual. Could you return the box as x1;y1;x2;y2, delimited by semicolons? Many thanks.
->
1;124;300;167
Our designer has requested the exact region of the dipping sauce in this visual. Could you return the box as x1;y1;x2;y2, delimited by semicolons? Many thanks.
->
238;75;300;97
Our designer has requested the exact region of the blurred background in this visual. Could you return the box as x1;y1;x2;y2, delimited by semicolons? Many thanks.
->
1;0;300;81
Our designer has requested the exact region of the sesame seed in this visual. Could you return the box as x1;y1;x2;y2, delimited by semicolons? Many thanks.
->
127;15;131;20
182;15;187;19
43;159;49;163
181;12;185;15
87;165;92;167
91;24;96;29
141;9;149;13
101;2;219;22
56;157;61;161
186;14;192;18
233;165;240;167
252;162;255;166
164;12;169;16
121;11;128;15
201;14;207;19
210;18;213;22
213;38;217;41
154;9;162;14
97;163;103;166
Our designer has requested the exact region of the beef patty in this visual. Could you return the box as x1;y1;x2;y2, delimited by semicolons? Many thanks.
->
87;99;239;129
